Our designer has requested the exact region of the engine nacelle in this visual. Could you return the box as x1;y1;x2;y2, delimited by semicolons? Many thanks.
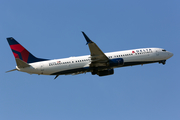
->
97;69;114;76
108;58;124;67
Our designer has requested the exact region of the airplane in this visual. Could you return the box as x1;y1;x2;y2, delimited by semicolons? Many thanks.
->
6;32;173;79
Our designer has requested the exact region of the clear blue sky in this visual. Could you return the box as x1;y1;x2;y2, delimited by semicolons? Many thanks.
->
1;0;179;120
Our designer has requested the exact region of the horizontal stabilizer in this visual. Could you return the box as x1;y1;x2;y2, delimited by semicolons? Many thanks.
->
15;58;30;68
6;69;18;73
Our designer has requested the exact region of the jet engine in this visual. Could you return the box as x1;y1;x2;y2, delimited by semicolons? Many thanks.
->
97;69;114;76
108;58;124;67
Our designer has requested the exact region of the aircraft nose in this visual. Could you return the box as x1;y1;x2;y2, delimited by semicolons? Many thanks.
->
168;52;173;58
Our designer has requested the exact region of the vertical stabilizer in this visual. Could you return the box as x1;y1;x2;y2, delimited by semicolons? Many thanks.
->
7;37;48;63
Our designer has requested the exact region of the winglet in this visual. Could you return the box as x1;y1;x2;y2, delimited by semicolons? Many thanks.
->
54;75;59;79
81;32;93;45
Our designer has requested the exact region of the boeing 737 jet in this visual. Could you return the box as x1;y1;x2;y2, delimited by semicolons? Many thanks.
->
6;32;173;79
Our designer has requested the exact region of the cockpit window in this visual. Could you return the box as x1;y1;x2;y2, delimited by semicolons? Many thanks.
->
162;49;166;51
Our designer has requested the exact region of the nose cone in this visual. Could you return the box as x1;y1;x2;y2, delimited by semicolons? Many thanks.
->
168;52;173;58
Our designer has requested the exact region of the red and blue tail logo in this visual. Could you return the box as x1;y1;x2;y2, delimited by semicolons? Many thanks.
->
7;37;48;63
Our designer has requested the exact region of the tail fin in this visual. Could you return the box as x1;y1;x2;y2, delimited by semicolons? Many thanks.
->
7;37;48;63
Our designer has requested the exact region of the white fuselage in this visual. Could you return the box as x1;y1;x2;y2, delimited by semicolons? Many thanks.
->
16;48;173;75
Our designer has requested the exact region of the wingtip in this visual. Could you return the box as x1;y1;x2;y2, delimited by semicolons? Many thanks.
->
81;32;93;45
54;75;59;79
81;31;86;36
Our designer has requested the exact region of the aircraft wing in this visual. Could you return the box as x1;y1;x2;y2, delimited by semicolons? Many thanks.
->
82;32;109;67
